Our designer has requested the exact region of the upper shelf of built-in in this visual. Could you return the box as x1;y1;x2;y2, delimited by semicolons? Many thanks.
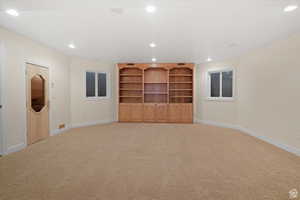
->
118;63;194;70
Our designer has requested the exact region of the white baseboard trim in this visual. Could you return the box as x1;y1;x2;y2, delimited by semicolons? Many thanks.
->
51;120;116;135
195;119;300;157
237;127;300;157
71;119;115;129
5;142;26;155
2;121;116;155
195;119;240;130
50;125;71;136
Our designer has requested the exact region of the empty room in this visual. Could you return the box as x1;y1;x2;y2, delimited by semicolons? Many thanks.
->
0;0;300;200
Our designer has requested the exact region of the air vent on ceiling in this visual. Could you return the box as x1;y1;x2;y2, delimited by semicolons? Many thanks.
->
110;8;124;15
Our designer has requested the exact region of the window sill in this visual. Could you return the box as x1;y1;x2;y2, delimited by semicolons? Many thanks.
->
206;97;235;102
86;96;110;101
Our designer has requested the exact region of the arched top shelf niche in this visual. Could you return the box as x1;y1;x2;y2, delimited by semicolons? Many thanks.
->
119;67;143;103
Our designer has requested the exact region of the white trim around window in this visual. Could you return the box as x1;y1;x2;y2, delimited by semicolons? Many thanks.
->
206;67;235;101
85;70;110;100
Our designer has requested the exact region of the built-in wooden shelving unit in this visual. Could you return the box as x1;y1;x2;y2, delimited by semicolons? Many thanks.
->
118;63;194;123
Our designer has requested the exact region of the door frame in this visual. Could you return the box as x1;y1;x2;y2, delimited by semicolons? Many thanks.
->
0;42;5;155
24;61;51;147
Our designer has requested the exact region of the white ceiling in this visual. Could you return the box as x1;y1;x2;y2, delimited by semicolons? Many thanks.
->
0;0;300;63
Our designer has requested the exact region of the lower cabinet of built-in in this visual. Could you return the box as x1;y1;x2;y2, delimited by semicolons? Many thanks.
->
119;103;193;123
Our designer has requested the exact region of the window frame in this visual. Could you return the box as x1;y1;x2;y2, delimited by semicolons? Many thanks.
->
85;70;110;100
206;68;235;101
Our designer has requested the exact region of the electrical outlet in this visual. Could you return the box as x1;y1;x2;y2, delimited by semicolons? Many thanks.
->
59;124;65;129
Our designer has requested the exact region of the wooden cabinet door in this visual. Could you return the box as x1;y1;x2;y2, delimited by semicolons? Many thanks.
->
168;103;193;123
143;104;156;122
181;104;193;123
156;104;168;123
130;104;143;122
168;104;182;123
119;103;143;122
119;103;132;122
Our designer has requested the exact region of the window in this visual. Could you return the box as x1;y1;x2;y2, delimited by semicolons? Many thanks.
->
207;69;234;100
31;75;45;112
85;71;109;99
86;72;96;97
97;73;107;97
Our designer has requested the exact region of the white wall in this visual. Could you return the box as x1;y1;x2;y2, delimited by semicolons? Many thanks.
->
237;33;300;150
0;27;71;154
195;59;239;125
196;32;300;152
70;57;116;127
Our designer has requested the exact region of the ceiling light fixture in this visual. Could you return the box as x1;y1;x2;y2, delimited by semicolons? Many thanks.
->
146;5;156;13
152;58;157;62
284;4;298;12
68;43;76;49
6;9;19;17
207;57;212;62
149;42;156;48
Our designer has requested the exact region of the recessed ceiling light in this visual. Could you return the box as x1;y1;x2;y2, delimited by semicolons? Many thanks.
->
284;5;298;12
152;58;157;62
207;57;212;62
149;42;156;48
146;5;156;13
6;9;19;17
68;44;76;49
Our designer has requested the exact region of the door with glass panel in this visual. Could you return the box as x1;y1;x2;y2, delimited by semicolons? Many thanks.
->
26;63;49;145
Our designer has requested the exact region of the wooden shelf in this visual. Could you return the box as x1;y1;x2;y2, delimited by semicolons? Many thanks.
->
169;89;192;91
169;82;192;84
119;67;144;104
169;74;192;77
144;92;168;95
120;74;142;76
120;89;143;91
171;96;193;98
144;82;168;84
120;96;143;98
120;81;143;84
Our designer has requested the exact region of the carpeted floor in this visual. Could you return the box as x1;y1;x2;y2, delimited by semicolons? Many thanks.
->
0;123;299;200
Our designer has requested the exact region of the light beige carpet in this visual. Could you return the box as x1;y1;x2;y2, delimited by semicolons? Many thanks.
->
0;123;299;200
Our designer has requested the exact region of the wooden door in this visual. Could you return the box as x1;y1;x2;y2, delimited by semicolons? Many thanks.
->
156;104;168;122
26;63;49;145
143;104;156;122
